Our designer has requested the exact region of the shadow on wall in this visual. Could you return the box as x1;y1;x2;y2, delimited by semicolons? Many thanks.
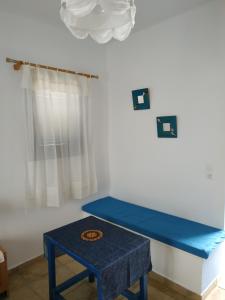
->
0;200;26;215
0;236;44;269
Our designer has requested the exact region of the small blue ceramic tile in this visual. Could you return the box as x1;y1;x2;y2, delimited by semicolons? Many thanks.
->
157;116;177;138
132;88;150;110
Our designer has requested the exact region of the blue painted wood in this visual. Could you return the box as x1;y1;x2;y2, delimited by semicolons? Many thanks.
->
157;115;177;138
140;274;148;300
46;237;56;300
45;236;148;300
88;272;95;283
121;289;139;300
44;217;150;300
96;275;105;300
45;237;97;274
55;270;89;293
132;88;150;110
54;293;65;300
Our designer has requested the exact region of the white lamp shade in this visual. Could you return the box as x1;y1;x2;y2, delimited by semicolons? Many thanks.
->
60;0;136;44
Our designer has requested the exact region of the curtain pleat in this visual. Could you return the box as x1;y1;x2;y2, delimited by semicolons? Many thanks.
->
22;66;97;208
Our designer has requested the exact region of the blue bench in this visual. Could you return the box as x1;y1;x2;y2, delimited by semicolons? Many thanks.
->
82;197;225;259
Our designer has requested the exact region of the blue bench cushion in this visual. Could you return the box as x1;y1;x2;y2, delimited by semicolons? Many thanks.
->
82;197;225;259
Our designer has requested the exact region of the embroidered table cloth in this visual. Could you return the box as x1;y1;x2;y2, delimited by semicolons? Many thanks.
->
44;216;152;299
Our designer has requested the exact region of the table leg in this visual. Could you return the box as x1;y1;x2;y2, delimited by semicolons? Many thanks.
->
46;240;56;300
88;272;95;283
97;277;104;300
140;273;148;300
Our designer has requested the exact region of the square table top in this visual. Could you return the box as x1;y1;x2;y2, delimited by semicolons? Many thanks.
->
44;216;150;272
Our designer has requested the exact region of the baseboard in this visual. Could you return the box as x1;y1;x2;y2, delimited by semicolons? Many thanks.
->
201;278;218;300
9;255;44;274
149;271;217;300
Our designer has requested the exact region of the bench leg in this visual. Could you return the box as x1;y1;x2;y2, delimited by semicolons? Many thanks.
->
46;240;56;300
139;274;148;300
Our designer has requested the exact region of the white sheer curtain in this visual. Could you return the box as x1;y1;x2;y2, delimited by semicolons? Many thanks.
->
22;65;97;208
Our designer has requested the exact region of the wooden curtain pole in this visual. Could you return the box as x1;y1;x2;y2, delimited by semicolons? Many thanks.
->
6;57;99;79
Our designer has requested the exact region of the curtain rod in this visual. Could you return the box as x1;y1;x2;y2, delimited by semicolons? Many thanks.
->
6;57;99;79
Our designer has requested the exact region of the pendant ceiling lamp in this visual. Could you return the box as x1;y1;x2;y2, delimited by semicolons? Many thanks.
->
60;0;136;44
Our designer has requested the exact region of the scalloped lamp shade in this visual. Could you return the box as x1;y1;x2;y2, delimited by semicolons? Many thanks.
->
60;0;136;44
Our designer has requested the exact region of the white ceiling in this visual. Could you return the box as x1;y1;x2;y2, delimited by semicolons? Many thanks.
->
0;0;212;32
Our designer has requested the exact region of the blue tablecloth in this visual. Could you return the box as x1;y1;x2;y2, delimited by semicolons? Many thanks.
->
44;216;152;299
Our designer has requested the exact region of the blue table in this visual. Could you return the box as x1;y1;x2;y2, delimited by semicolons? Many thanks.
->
44;216;152;300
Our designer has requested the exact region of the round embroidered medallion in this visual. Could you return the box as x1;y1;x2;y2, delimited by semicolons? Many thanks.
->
81;230;103;241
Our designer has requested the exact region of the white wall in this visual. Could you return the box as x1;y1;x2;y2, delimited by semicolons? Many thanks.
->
1;0;225;272
0;12;109;268
107;0;225;229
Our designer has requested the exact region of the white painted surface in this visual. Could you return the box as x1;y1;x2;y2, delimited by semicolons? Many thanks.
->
150;239;203;294
0;0;225;295
0;0;213;34
107;0;225;229
0;11;109;269
152;240;224;295
201;242;225;293
106;1;225;293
